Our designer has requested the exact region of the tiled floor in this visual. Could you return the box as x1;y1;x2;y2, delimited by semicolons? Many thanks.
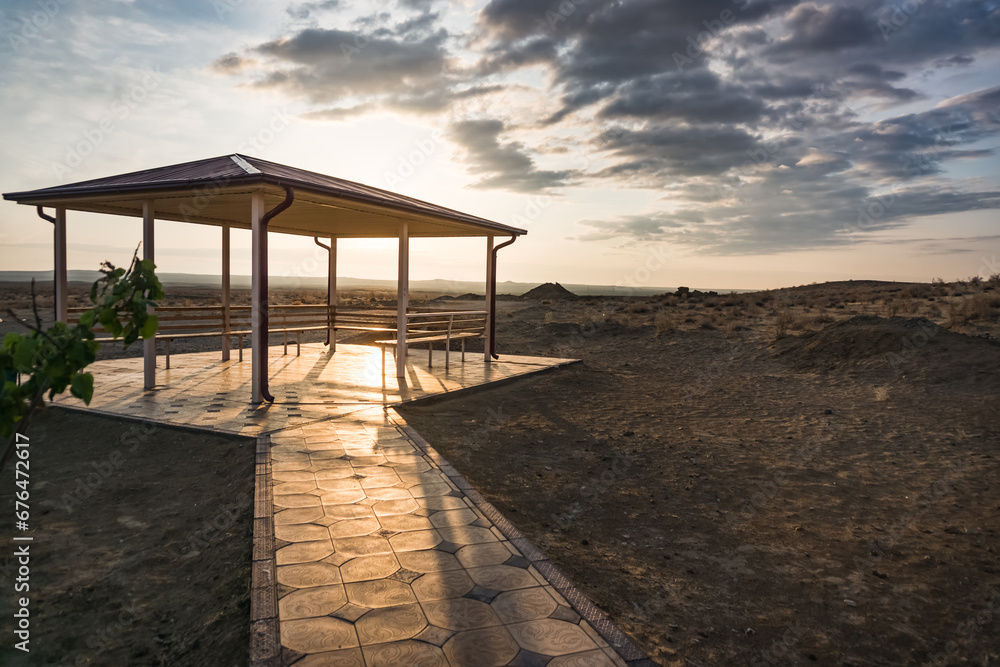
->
55;344;652;666
57;343;577;435
266;408;631;667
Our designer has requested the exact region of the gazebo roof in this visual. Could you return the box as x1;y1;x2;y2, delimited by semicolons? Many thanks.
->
2;154;526;239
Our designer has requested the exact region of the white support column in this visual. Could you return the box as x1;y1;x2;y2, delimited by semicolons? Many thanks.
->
251;192;266;403
484;235;494;363
329;237;337;352
53;207;68;323
221;224;231;362
396;222;409;378
142;200;156;390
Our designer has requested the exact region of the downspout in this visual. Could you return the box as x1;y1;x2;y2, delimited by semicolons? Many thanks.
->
489;235;518;359
313;237;331;345
36;206;56;224
258;186;295;402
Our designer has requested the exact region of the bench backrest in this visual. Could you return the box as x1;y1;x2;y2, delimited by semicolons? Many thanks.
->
67;304;333;335
406;310;487;335
66;305;486;338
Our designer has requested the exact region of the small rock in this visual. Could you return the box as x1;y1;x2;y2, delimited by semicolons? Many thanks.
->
844;599;857;607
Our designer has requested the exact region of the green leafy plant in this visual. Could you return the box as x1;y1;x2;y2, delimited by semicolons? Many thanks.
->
1;253;163;469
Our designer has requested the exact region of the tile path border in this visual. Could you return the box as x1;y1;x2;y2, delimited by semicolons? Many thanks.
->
391;416;656;667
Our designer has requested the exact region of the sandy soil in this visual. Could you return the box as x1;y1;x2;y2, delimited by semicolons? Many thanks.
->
2;278;999;665
0;408;254;666
398;287;1000;666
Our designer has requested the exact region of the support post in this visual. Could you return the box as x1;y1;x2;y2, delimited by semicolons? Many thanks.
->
142;200;155;390
484;235;494;363
251;192;265;403
329;237;337;352
396;222;409;378
222;224;231;361
53;207;68;323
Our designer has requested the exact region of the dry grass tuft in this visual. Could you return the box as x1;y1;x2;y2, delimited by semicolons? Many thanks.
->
654;310;675;335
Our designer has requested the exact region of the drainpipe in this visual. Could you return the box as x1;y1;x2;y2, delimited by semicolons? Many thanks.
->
313;237;331;345
489;235;517;359
36;206;56;224
258;186;295;402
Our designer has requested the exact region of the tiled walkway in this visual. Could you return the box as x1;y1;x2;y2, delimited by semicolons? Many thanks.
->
56;344;653;666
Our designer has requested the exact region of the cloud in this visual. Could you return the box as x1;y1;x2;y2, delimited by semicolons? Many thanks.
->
577;181;1000;255
210;0;1000;251
448;119;576;192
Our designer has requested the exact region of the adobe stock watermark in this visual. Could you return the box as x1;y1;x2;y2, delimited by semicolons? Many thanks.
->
615;242;670;296
51;66;166;179
5;0;69;53
237;107;293;156
552;450;636;531
179;108;292;221
877;0;929;42
182;492;252;556
382;129;446;189
673;0;751;71
70;600;142;665
926;587;1000;666
212;0;249;20
459;406;508;456
58;421;155;513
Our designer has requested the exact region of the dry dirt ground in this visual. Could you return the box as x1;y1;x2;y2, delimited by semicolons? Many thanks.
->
2;278;999;666
0;408;254;667
397;281;1000;666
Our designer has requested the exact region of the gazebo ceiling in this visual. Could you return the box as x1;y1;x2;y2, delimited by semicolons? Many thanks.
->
2;154;527;239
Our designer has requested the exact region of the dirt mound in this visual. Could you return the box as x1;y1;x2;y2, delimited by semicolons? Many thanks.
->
521;282;579;300
773;315;998;375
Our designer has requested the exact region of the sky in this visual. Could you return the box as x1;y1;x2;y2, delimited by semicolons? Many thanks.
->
0;0;998;290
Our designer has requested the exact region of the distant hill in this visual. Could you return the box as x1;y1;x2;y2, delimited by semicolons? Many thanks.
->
521;282;579;300
0;271;749;296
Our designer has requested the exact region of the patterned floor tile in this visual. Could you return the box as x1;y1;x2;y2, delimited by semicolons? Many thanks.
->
276;562;342;588
388;529;443;552
491;588;559;624
346;579;417;608
276;540;334;566
395;549;463;573
467;565;539;591
421;598;503;631
280;616;358;654
327;517;380;539
362;640;449;667
275;523;330;543
339;554;401;583
456;542;514;569
333;535;393;558
278;584;348;620
354;603;428;645
410;570;475;602
291;648;366;667
505;619;599;656
442;626;520;667
372;498;420;516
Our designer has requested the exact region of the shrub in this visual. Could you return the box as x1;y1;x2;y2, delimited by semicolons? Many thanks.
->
654;311;675;335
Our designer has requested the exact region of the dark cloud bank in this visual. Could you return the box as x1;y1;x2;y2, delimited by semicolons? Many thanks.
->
217;0;1000;253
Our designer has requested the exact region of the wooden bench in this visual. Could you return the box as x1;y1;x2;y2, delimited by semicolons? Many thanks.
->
68;304;334;368
374;310;487;374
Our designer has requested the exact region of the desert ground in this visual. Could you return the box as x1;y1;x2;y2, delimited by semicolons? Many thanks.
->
1;277;999;665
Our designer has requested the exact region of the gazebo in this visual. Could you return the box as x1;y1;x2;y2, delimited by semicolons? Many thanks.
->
3;154;526;402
